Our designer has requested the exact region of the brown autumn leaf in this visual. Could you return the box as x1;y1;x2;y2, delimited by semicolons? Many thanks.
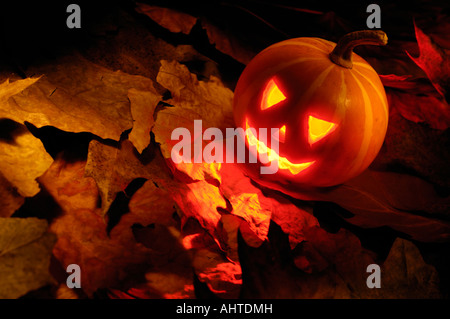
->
408;23;450;100
0;217;56;299
6;54;156;141
156;60;234;130
192;247;242;299
0;120;53;199
152;60;234;183
296;226;377;298
0;172;24;218
135;3;197;35
200;19;258;65
238;222;353;298
379;74;450;130
375;108;450;188
41;156;174;296
165;179;227;248
85;139;172;218
294;227;441;298
372;238;441;298
0;77;40;106
128;88;162;153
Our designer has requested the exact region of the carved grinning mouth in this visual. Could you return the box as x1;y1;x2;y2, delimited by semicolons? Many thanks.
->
245;119;315;175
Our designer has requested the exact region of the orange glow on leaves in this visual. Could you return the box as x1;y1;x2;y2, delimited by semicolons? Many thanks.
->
246;119;315;175
308;115;337;145
261;78;286;110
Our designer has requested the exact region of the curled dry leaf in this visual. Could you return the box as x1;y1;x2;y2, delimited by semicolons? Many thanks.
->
135;2;197;35
0;121;53;198
7;54;156;141
0;217;56;299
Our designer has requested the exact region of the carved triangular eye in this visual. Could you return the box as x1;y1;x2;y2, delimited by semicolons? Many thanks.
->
261;78;286;110
308;115;337;145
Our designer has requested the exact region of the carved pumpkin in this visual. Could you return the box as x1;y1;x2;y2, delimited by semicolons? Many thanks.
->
233;30;389;188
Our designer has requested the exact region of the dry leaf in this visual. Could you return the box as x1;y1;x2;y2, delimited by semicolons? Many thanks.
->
41;157;173;296
0;77;39;105
7;54;156;141
167;179;227;247
156;60;234;130
0;217;56;299
85;139;170;217
0;172;24;218
128;88;162;153
375;238;441;298
0;120;53;198
200;19;257;65
135;3;197;35
375;108;450;188
238;222;353;298
249;169;450;243
387;88;450;130
408;23;450;100
193;248;242;298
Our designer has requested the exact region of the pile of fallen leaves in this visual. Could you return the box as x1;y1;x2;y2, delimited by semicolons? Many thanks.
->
0;1;449;299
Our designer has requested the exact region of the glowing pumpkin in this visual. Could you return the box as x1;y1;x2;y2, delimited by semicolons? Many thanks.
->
233;30;389;188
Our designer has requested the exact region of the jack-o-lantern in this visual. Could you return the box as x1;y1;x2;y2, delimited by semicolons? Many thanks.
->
233;30;389;188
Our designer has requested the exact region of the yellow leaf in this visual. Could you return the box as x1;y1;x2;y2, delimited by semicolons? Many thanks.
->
0;217;56;299
0;120;53;198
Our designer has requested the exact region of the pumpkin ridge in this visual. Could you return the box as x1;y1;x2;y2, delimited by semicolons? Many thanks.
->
297;65;335;106
348;71;373;177
353;68;389;122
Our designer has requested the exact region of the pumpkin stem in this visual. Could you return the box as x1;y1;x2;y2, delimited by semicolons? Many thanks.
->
329;30;388;69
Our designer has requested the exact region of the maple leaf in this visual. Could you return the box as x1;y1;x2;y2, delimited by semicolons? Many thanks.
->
408;23;450;101
0;217;56;299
